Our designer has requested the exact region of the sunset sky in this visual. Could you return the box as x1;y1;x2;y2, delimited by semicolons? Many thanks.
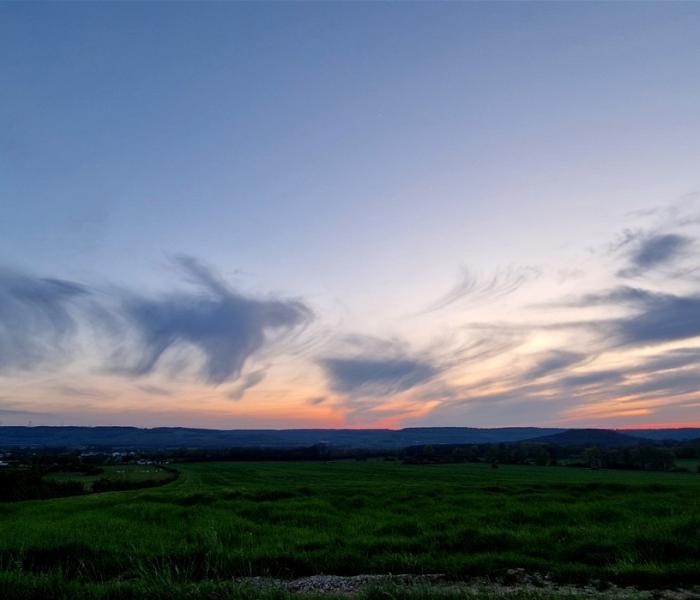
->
2;2;700;429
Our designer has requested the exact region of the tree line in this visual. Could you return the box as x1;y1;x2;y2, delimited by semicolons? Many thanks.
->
401;440;700;472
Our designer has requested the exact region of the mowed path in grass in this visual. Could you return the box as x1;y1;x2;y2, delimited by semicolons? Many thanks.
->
1;461;699;586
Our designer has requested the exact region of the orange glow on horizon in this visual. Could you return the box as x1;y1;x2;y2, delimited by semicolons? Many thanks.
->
619;421;700;430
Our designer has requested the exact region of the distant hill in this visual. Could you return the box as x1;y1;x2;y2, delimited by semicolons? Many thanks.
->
0;426;563;449
0;425;697;450
527;428;644;448
622;428;700;442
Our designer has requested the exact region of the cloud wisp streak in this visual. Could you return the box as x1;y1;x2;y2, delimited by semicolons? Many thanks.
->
577;286;700;348
228;369;267;400
0;268;89;372
114;257;312;384
0;258;313;386
617;232;692;277
420;265;539;314
321;356;437;397
523;351;587;380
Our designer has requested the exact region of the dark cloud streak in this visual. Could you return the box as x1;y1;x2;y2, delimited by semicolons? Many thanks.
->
523;351;586;380
0;259;313;386
321;356;437;396
113;257;313;384
228;369;266;400
0;268;88;372
618;232;692;277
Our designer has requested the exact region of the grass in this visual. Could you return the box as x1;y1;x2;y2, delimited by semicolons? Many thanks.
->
675;458;700;472
43;465;173;491
1;461;699;597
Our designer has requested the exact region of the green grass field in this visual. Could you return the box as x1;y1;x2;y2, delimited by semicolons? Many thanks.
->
1;461;699;598
43;465;173;490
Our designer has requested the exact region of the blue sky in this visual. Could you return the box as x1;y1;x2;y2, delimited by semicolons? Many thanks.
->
2;2;700;429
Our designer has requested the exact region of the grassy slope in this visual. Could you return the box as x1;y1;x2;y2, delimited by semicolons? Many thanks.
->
1;461;699;592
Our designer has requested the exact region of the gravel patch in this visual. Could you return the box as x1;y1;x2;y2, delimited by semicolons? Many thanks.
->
231;571;700;598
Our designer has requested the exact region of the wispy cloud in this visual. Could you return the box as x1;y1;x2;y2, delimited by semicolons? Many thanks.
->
617;232;692;277
318;334;440;400
113;257;312;384
401;204;700;427
5;196;700;428
628;347;700;374
135;384;174;397
557;370;624;388
52;385;116;400
0;258;313;386
523;351;587;380
420;265;539;314
0;268;89;372
306;396;327;406
321;356;437;396
228;369;267;400
585;287;700;347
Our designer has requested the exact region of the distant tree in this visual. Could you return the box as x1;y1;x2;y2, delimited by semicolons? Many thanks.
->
533;446;550;466
674;446;696;460
584;447;603;469
451;447;468;462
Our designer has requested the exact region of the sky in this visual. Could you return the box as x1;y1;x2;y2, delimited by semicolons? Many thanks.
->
2;1;700;430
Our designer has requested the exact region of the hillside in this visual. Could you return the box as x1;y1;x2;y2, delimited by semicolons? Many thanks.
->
527;428;644;448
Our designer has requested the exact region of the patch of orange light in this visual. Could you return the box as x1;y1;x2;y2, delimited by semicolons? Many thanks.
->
621;420;700;429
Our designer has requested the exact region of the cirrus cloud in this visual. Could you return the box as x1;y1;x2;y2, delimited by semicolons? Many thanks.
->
0;268;89;372
0;258;313;386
